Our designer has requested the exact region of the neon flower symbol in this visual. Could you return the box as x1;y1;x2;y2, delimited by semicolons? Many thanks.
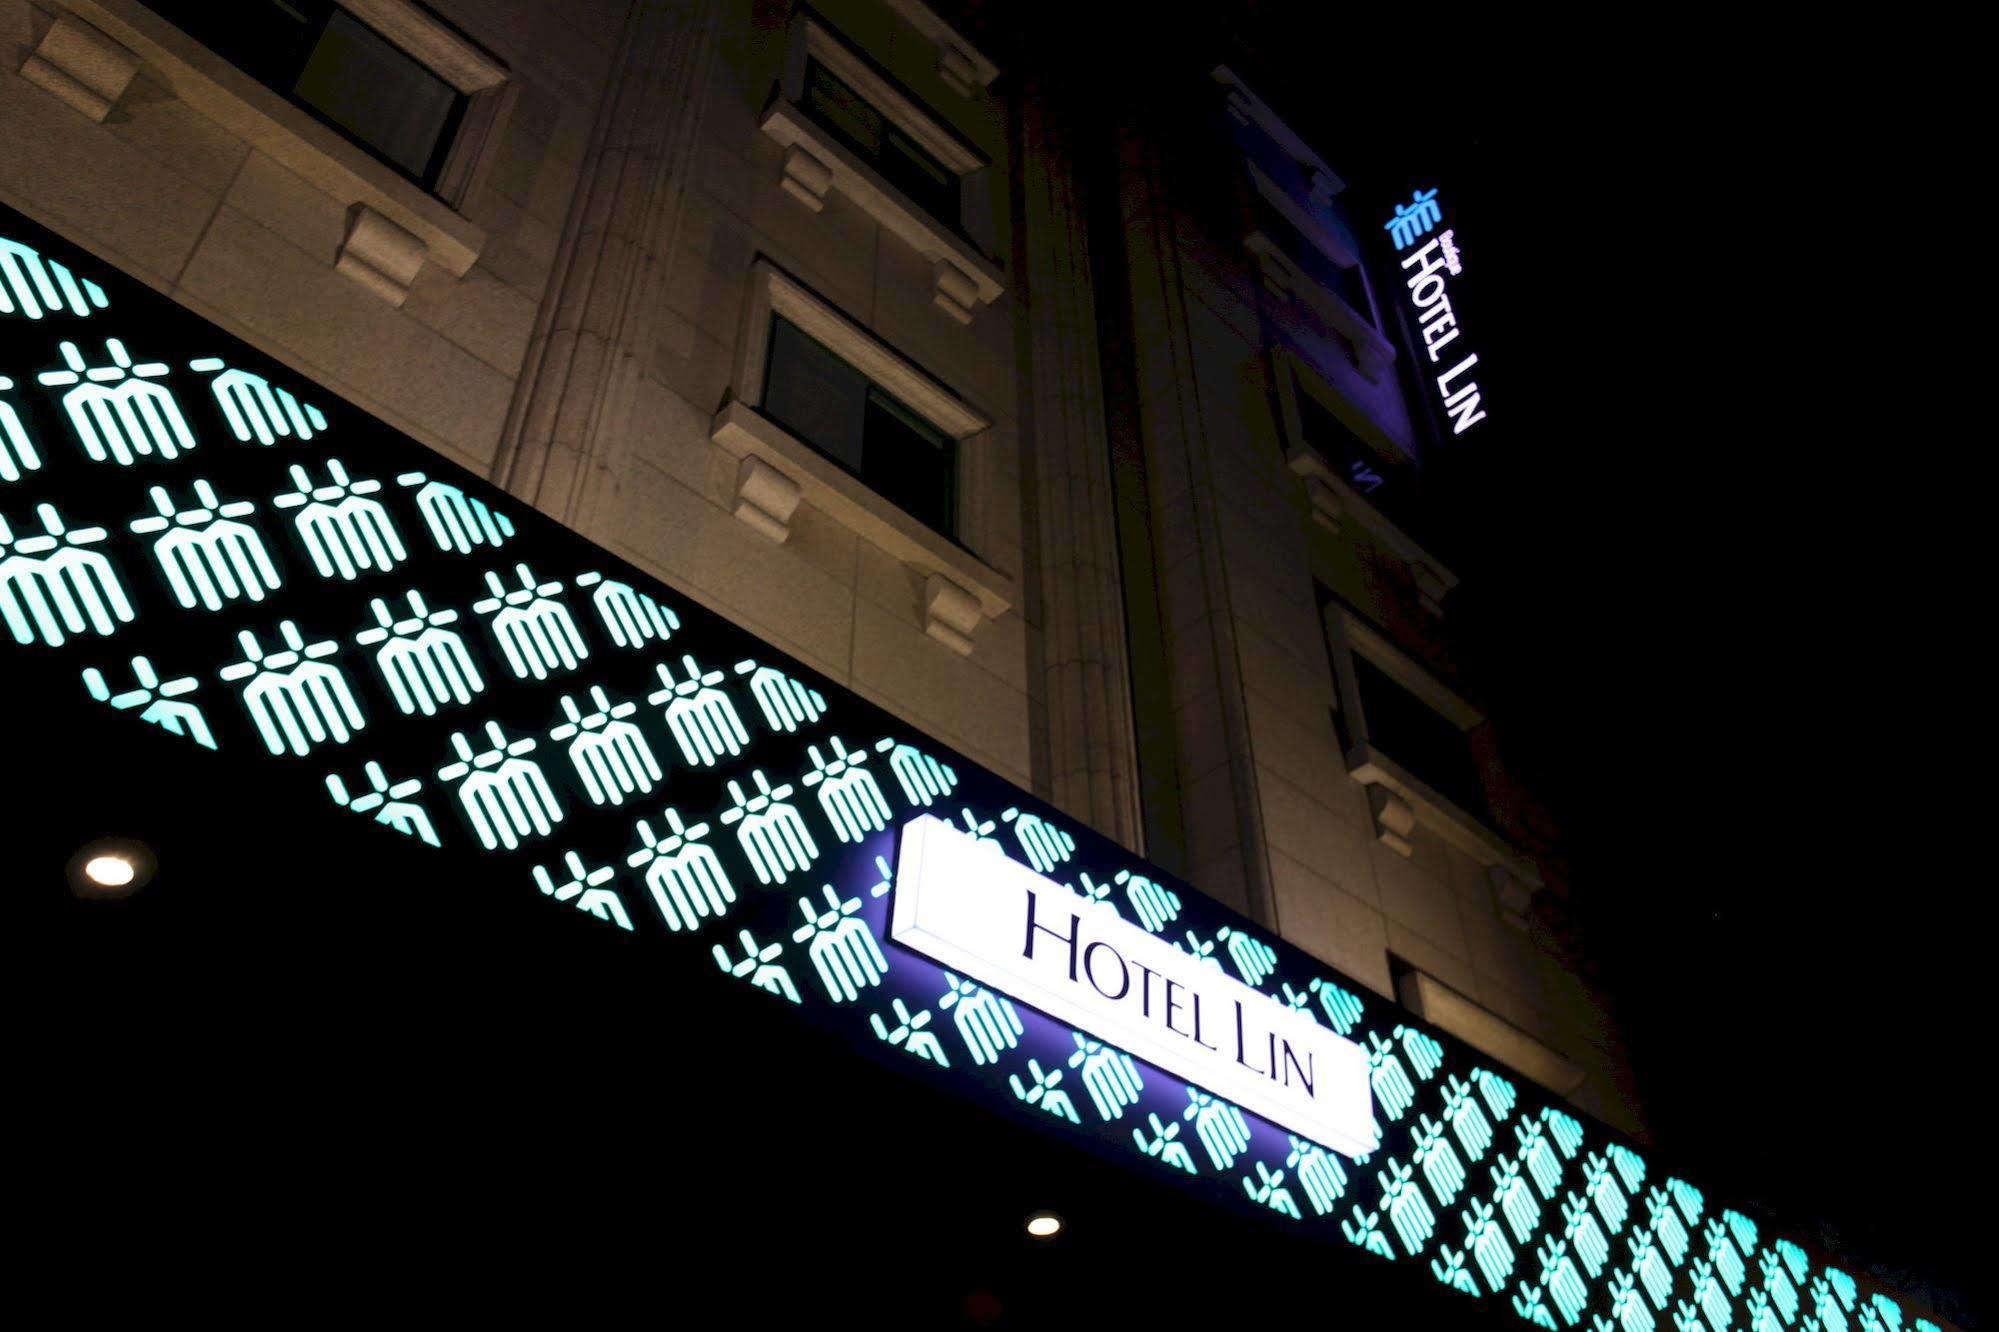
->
1398;1025;1446;1082
0;502;133;646
572;569;676;650
877;737;957;807
1;376;40;482
1645;1187;1691;1267
1462;1196;1516;1292
1217;925;1278;987
801;736;891;843
939;972;1021;1066
272;459;405;580
1515;1116;1564;1202
1608;1271;1656;1332
1475;1068;1519;1123
1442;1073;1495;1162
1366;1032;1416;1123
437;720;562;851
395;471;512;555
955;807;1002;850
1072;872;1121;917
189;357;326;444
83;655;214;750
791;884;886;1002
1430;1247;1480;1297
1632;1229;1675;1311
1812;1282;1851;1332
1010;1059;1080;1125
1691;1259;1732;1332
1133;1112;1196;1174
1491;1155;1541;1244
1412;1113;1468;1208
1244;1161;1302;1220
1177;929;1223;972
218;620;364;756
1545;1107;1587;1161
356;591;483;716
1001;806;1074;873
1385;187;1443;250
1584;1153;1632;1239
1277;981;1317;1022
1117;868;1180;933
738;659;823;732
38;339;193;465
1701;1217;1746;1296
325;761;439;848
1378;1156;1437;1255
1312;976;1365;1035
1512;1282;1559;1330
1609;1144;1649;1197
1067;1034;1144;1122
550;685;660;806
531;850;632;931
1561;1192;1611;1278
1;234;108;319
1672;1299;1709;1332
712;928;800;1004
1183;1088;1250;1171
628;807;733;931
1342;1206;1397;1262
720;768;818;885
870;998;949;1067
1774;1238;1810;1286
1539;1237;1591;1326
648;654;747;766
1286;1136;1347;1216
867;852;893;898
130;481;281;610
471;563;586;679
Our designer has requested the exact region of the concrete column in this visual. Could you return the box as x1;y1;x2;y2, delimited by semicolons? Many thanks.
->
491;0;722;532
1014;75;1144;854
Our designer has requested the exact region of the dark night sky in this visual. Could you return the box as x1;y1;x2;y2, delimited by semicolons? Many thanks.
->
983;4;1979;1322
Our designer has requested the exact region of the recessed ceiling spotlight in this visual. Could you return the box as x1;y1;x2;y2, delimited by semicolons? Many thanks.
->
68;838;156;898
1025;1211;1062;1239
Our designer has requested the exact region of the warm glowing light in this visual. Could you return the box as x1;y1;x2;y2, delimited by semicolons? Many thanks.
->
83;854;135;886
1025;1212;1061;1238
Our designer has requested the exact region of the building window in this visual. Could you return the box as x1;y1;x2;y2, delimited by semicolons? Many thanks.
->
1346;650;1490;824
762;315;957;538
138;1;469;187
799;56;961;236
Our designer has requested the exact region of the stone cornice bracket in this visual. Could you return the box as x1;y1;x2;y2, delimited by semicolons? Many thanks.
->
1303;474;1343;532
881;0;999;97
731;454;802;543
19;13;139;122
1369;785;1416;858
1488;863;1536;931
1411;560;1450;617
932;258;979;324
335;205;427;306
922;574;981;655
779;144;834;211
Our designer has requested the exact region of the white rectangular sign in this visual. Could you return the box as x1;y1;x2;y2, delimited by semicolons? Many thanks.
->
892;814;1378;1157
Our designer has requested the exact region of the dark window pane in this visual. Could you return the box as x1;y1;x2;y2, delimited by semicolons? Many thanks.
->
763;318;867;470
881;125;958;224
863;388;955;535
803;58;882;155
294;12;459;181
1351;653;1489;822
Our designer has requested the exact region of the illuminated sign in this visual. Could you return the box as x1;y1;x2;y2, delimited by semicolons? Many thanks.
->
1;202;1952;1332
1383;189;1487;436
894;814;1376;1156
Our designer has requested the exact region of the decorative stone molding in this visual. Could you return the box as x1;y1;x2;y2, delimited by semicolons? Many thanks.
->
1411;560;1451;617
1488;863;1535;931
881;0;999;96
922;574;981;655
19;13;138;122
759;103;1003;321
778;143;834;211
1369;785;1416;858
340;0;508;94
731;454;802;543
61;0;491;274
1302;474;1343;532
335;206;427;307
493;0;722;529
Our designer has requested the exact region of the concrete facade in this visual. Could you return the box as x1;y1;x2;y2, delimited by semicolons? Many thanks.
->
0;0;1638;1132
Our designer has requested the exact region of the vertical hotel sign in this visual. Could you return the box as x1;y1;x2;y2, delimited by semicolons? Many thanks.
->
1383;189;1487;436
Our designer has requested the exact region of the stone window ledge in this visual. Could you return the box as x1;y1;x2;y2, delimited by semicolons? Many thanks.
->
1285;444;1457;606
56;0;497;281
710;399;1017;632
1347;742;1540;889
1396;969;1584;1099
759;101;1003;323
1249;234;1395;382
881;0;999;97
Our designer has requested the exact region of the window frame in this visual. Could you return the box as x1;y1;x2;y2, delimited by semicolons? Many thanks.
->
710;258;1016;623
67;0;508;275
1321;597;1538;883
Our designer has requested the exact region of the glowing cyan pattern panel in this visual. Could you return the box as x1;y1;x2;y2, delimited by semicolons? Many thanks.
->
0;206;1950;1332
